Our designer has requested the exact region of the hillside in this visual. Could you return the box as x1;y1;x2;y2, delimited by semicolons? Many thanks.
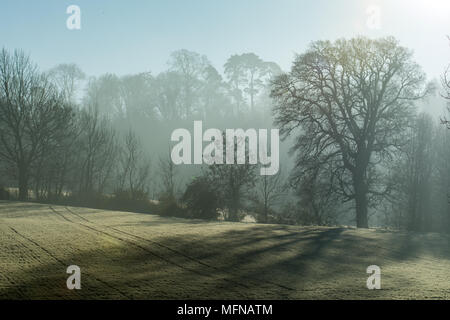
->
0;201;449;299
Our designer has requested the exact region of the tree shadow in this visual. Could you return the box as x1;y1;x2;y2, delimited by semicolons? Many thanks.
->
2;222;435;300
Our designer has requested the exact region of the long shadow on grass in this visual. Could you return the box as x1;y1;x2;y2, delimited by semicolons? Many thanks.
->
1;223;443;299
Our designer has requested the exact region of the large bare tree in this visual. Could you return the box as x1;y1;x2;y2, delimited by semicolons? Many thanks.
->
0;49;73;200
271;37;428;228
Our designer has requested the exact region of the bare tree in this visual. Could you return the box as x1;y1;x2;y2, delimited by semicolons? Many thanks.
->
443;36;450;100
74;106;118;197
32;113;78;200
158;151;178;198
385;113;434;231
405;114;434;231
48;63;85;104
152;71;184;121
440;36;450;126
443;66;450;101
116;130;151;199
84;74;122;117
120;72;154;120
271;37;428;228
434;122;450;233
295;163;343;226
0;49;73;200
168;49;210;118
251;168;285;223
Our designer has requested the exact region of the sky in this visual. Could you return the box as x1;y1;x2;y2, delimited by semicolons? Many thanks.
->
0;0;449;81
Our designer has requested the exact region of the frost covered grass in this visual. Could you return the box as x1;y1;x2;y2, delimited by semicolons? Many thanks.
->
1;201;450;299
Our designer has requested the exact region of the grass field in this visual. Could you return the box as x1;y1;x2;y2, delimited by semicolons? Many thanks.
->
1;200;450;299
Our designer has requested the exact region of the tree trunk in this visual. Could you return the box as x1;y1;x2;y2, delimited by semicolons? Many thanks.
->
353;171;369;228
228;192;240;222
18;164;29;201
263;204;268;223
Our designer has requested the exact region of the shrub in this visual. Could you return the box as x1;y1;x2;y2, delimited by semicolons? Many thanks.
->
0;186;10;200
158;193;186;218
109;190;157;213
182;177;219;220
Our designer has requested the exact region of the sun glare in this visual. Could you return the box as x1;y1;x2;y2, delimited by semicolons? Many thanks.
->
404;0;450;19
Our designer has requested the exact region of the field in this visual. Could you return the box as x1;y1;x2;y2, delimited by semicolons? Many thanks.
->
1;201;450;299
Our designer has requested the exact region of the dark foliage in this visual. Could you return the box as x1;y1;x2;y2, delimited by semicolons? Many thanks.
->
182;177;219;220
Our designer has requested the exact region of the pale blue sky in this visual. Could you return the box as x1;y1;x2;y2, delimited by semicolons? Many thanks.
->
0;0;449;80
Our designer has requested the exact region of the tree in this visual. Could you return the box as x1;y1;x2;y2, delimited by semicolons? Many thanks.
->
158;151;178;198
443;66;450;101
442;36;450;100
387;113;434;231
295;163;343;226
434;122;450;233
120;72;154;120
168;49;210;118
251;168;285;223
73;106;118;197
84;73;122;117
152;71;184;121
0;49;74;200
199;65;231;119
224;55;246;114
31;110;78;201
116;130;151;199
224;53;276;113
271;37;428;228
404;114;434;231
48;63;85;104
205;134;257;221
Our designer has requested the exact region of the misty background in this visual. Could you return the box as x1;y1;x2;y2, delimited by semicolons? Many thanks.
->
0;0;449;231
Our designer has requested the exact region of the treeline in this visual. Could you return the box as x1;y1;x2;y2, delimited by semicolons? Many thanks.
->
0;47;290;223
386;113;450;232
1;36;450;232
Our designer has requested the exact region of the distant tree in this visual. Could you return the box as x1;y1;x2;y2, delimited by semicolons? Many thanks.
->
116;130;151;199
434;122;450;233
84;74;122;117
443;67;450;101
158;151;178;199
294;163;343;226
120;72;154;120
271;37;428;228
443;36;450;100
73;106;118;196
48;63;85;104
404;114;434;231
153;71;184;121
200;65;231;119
223;55;246;114
251;168;285;223
168;49;210;118
440;36;450;126
0;49;74;200
32;112;78;200
224;53;280;113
